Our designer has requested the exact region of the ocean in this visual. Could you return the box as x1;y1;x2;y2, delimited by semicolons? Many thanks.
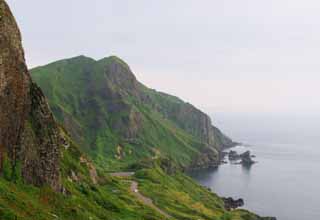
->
189;112;320;220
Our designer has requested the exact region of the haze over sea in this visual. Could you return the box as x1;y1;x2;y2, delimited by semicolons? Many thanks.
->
190;112;320;220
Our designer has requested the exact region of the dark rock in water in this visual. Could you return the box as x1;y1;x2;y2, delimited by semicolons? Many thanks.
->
228;150;241;161
222;197;244;210
227;149;256;166
240;151;255;166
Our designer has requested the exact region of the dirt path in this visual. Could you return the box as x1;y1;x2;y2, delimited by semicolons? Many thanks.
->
110;172;172;219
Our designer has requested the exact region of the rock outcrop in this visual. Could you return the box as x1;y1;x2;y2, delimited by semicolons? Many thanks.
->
228;150;256;166
0;0;61;191
228;150;241;161
222;197;244;210
0;0;31;169
240;151;255;166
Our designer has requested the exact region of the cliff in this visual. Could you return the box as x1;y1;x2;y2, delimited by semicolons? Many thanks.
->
31;55;235;170
0;0;60;191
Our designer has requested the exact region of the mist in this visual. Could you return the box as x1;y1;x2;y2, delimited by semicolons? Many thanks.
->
7;0;320;115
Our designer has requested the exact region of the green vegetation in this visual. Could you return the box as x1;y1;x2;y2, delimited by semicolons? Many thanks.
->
0;130;165;220
0;131;262;220
14;55;270;220
31;55;231;171
132;163;265;220
0;120;265;220
135;166;225;219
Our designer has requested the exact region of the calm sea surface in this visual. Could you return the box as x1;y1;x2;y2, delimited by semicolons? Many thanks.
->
189;113;320;220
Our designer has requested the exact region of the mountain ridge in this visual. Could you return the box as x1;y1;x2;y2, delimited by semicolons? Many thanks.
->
31;55;235;171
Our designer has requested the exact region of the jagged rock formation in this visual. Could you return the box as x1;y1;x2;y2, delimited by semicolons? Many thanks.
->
0;0;60;191
240;151;255;166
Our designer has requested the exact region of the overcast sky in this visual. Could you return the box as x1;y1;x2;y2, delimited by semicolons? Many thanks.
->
6;0;320;115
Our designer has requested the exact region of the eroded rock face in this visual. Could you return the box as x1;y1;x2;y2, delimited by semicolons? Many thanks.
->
19;83;61;191
0;0;60;191
0;0;31;167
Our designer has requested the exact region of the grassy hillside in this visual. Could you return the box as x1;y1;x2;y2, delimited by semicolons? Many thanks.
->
0;128;163;220
0;129;267;220
28;56;275;220
31;56;233;171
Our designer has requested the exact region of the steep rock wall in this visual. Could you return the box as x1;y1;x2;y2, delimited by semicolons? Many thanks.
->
0;0;60;191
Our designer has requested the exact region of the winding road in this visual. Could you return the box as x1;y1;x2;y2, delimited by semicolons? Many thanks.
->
110;172;172;219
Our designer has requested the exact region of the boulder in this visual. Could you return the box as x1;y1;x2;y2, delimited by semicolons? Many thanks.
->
240;151;255;166
222;197;244;210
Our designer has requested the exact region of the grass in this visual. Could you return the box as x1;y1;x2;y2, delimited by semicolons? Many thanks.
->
30;55;220;172
135;166;225;220
26;56;271;220
0;137;265;220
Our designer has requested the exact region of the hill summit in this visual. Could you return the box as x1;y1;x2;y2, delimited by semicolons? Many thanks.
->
31;55;235;171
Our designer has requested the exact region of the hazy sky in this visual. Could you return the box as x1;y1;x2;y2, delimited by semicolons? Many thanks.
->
6;0;320;115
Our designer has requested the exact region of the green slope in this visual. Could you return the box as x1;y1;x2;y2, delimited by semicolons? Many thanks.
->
0;128;267;220
31;55;234;171
27;55;276;220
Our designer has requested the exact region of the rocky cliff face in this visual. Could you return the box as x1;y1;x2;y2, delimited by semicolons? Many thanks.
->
0;0;60;191
142;92;234;149
0;0;31;168
138;87;235;169
100;57;235;152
